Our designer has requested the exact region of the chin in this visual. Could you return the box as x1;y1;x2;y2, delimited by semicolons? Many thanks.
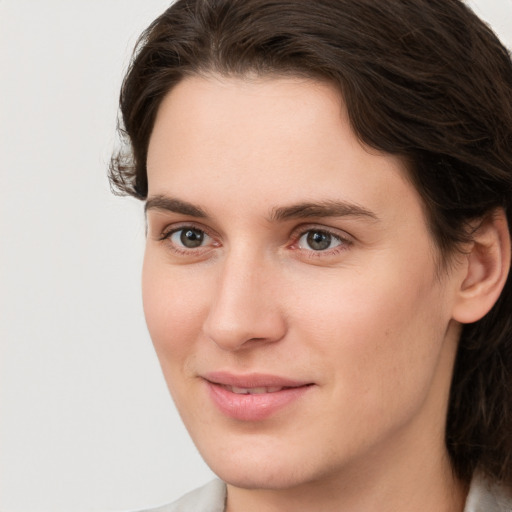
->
195;435;324;491
212;461;313;491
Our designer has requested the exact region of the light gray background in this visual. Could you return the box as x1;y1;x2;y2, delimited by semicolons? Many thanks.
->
1;1;511;511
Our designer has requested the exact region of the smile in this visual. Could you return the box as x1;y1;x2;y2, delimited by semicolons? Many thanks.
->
223;385;287;394
203;372;314;421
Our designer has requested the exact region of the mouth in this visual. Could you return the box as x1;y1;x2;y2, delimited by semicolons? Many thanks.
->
202;372;314;421
219;385;296;394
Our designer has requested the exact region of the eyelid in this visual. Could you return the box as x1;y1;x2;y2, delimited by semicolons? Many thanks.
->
158;221;217;242
290;223;353;242
288;224;353;253
156;222;221;259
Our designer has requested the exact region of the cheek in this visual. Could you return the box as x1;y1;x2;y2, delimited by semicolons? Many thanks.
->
288;260;450;405
141;253;209;365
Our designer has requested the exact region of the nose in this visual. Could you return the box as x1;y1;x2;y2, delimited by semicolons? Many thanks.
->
202;251;287;351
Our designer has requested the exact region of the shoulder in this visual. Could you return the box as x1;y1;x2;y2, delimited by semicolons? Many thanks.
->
138;479;227;512
464;471;512;512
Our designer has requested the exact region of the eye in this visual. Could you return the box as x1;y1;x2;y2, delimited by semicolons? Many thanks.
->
169;227;210;249
297;229;343;251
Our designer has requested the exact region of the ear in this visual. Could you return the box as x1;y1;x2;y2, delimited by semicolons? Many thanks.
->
452;209;511;324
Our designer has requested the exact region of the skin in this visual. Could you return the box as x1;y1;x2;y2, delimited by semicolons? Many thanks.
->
143;75;472;512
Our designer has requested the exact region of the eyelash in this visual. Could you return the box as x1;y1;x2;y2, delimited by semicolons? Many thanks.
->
291;227;351;258
158;223;218;256
158;224;352;258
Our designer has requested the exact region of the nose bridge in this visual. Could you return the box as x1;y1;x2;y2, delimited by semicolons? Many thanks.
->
203;244;285;350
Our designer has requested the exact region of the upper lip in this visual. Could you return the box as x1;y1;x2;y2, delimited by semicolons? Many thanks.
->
202;371;313;389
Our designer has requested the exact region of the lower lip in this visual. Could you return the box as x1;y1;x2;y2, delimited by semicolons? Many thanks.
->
205;381;312;421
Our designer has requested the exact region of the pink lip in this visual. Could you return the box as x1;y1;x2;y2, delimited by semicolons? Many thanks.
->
203;371;314;422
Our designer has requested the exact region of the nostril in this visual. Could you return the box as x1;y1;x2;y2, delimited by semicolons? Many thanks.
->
202;262;287;349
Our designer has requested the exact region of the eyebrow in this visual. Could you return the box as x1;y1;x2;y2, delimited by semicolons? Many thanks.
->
145;195;208;217
269;200;379;222
145;195;379;223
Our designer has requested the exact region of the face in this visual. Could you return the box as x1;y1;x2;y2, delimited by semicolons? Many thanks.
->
143;76;464;492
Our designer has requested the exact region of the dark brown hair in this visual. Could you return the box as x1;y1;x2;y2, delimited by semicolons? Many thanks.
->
110;0;512;485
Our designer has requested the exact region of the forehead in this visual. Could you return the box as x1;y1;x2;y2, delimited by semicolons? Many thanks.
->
149;74;350;168
147;75;429;237
149;76;405;177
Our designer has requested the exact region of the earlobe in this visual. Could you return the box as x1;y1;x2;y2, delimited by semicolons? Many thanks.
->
452;209;511;324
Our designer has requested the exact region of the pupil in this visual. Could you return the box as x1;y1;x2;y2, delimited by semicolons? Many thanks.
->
180;228;204;248
307;231;331;251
